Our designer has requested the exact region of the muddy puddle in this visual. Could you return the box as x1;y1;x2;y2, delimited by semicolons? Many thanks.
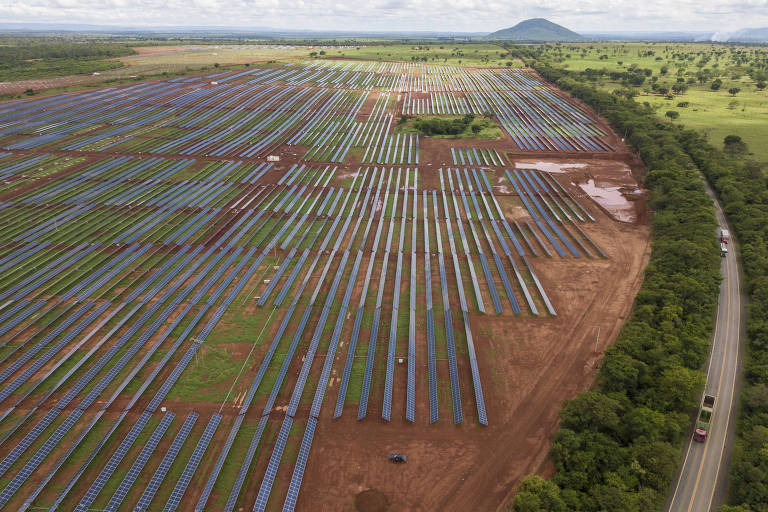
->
576;178;639;223
514;161;587;173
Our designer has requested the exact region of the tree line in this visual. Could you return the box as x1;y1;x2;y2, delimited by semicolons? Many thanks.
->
521;50;768;512
0;36;136;81
507;47;726;511
676;131;768;512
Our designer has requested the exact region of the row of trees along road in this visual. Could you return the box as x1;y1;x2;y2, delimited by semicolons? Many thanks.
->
506;48;726;512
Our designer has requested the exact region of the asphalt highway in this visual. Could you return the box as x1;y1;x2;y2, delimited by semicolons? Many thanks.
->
667;183;745;512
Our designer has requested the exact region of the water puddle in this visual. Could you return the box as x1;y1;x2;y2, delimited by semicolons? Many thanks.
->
577;178;637;223
514;161;587;173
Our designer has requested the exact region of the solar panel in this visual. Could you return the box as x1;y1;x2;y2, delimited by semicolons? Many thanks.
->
0;301;110;403
134;412;198;512
359;168;399;419
281;417;318;512
253;417;293;512
73;411;152;512
431;190;464;424
104;411;175;512
163;413;221;512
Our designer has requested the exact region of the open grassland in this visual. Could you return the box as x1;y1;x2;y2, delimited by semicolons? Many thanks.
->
325;43;523;67
115;44;317;72
524;42;768;161
1;42;317;97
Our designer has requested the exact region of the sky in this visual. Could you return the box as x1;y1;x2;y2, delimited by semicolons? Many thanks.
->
2;0;768;33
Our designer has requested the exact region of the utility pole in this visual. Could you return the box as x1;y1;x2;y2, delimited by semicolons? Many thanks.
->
191;337;205;366
594;325;601;354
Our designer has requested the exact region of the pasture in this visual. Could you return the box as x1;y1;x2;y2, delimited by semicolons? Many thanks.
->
531;42;768;161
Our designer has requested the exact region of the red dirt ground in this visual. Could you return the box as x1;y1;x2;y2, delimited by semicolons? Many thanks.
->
294;161;650;511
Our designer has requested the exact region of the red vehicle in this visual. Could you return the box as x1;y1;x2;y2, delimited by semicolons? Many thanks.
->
693;395;715;443
720;228;730;244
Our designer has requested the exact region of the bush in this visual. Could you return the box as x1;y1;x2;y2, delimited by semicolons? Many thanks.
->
723;134;748;157
412;114;477;136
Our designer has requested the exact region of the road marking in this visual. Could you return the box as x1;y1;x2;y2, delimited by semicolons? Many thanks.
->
686;231;734;512
706;247;742;510
669;229;725;510
669;246;725;510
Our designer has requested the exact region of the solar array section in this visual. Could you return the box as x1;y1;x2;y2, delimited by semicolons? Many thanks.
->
73;411;153;512
451;147;504;166
163;413;221;512
104;411;175;512
0;55;613;512
134;412;198;512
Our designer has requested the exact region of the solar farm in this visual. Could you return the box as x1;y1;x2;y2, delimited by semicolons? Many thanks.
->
0;58;651;511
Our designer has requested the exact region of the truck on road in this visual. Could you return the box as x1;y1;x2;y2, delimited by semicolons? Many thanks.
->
693;394;715;443
720;228;730;244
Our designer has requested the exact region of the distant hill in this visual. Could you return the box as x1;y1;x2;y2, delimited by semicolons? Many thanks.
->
487;18;585;42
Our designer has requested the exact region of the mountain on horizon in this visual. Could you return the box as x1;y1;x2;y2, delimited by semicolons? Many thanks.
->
487;18;585;42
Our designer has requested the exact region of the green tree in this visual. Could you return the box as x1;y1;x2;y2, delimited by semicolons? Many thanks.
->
559;391;623;433
723;134;748;157
513;476;567;512
728;87;741;96
665;110;680;120
654;366;704;411
711;78;723;90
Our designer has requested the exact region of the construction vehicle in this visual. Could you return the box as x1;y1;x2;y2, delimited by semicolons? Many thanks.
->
389;454;407;463
693;394;715;442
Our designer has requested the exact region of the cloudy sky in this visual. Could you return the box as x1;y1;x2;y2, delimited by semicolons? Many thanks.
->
2;0;768;33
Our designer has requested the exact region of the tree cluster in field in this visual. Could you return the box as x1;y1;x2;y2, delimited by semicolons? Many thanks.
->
507;50;725;512
411;114;491;136
0;36;136;81
530;43;768;98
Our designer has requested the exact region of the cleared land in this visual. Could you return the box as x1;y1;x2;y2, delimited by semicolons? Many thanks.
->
0;55;648;512
0;44;319;96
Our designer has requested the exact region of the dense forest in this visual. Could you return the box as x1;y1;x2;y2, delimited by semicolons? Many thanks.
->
0;36;135;80
506;48;732;511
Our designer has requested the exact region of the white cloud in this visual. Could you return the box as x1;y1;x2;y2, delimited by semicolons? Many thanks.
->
1;0;767;32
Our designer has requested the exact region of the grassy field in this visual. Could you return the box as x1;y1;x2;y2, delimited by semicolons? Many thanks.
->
0;42;317;99
324;43;522;67
115;44;316;72
527;42;768;161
